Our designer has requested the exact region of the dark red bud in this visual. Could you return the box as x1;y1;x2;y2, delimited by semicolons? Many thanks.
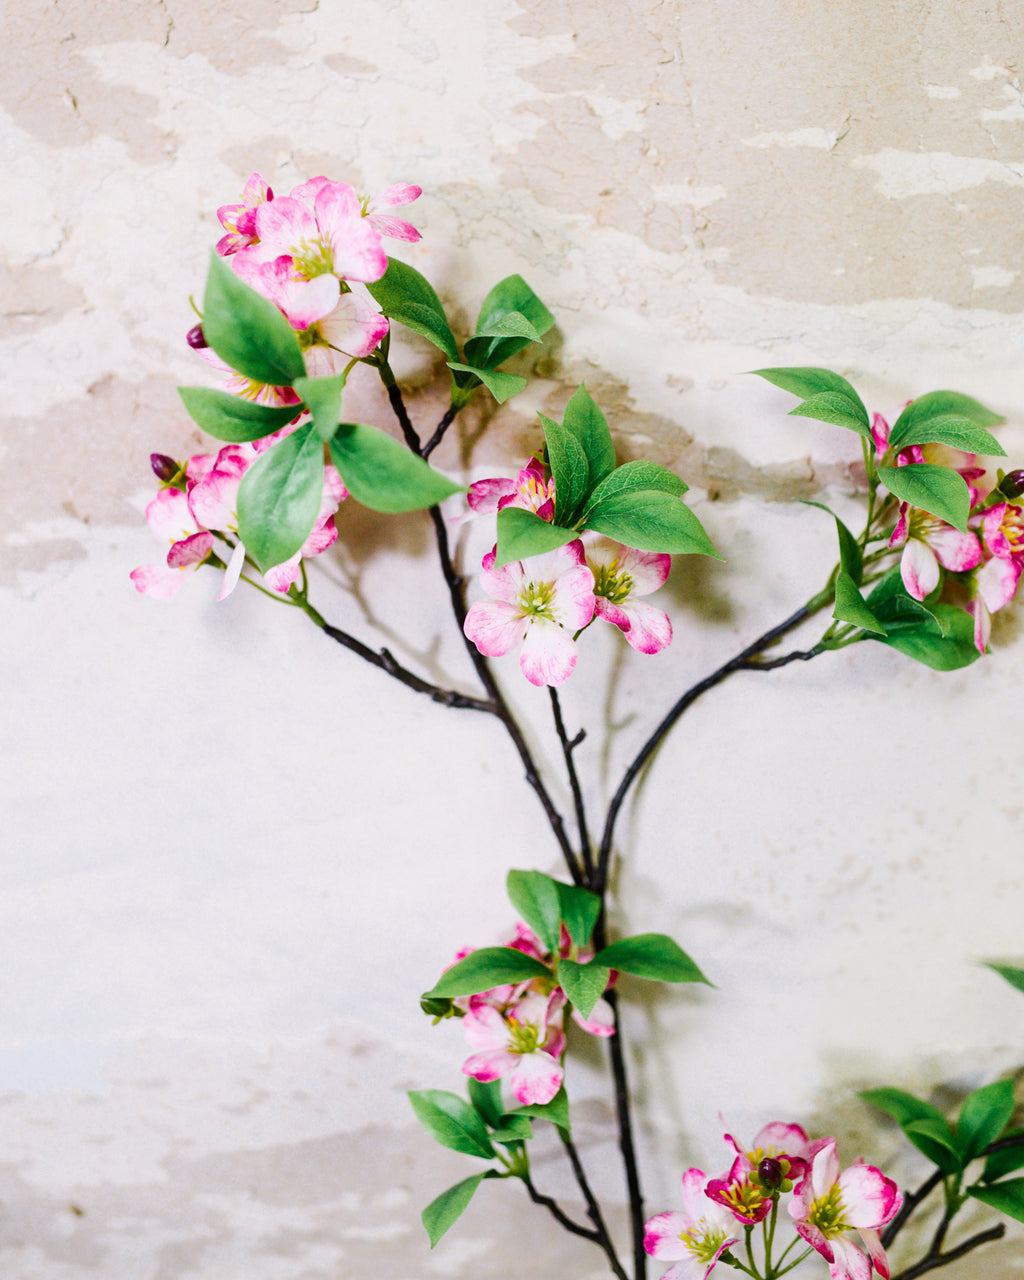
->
999;469;1024;499
186;324;208;349
149;453;179;482
757;1157;784;1190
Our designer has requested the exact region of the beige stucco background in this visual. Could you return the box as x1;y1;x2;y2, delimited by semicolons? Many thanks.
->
3;1;1024;1276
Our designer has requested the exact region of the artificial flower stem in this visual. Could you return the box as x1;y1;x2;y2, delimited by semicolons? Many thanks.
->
422;403;459;458
557;1128;631;1280
549;687;595;880
518;1169;610;1249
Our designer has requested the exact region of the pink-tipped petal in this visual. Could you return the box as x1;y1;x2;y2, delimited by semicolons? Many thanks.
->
464;599;527;657
519;618;578;686
900;538;940;601
508;1050;563;1105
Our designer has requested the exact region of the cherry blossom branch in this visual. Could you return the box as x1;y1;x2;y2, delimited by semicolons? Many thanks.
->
881;1168;944;1247
601;987;647;1280
890;1223;1005;1280
423;404;458;458
558;1129;631;1280
519;1172;603;1242
549;688;595;881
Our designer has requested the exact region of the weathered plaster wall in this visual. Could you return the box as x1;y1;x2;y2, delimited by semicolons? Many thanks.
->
3;1;1024;1276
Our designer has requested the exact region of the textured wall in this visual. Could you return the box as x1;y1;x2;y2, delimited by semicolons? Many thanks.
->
3;1;1024;1277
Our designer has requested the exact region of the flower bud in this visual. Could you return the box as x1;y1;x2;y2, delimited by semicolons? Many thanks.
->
757;1157;784;1190
999;469;1024;499
150;453;180;482
186;324;208;349
420;995;455;1021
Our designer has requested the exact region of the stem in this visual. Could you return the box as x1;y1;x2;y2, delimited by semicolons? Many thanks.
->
423;404;459;458
559;1130;630;1280
890;1224;1005;1280
601;987;647;1280
519;1171;603;1243
881;1167;944;1248
549;688;595;882
596;597;828;893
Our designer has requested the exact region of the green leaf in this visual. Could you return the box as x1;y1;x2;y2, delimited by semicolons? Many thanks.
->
408;1090;496;1159
860;1087;949;1128
957;1080;1016;1163
466;274;555;370
488;1114;535;1144
494;507;579;567
561;384;617;488
752;367;870;428
866;567;940;628
328;422;462;513
235;422;323;570
476;310;542;341
878;463;971;532
366;257;459;362
176;386;301;443
541;413;591;525
556;882;602;948
584;490;720;558
803;500;862;582
558;958;611;1020
424;947;552;999
294;373;346;442
513;1085;570;1132
467;1078;504;1129
834;570;886;634
983;1130;1024;1182
447;363;527;404
582;460;687;516
888;414;1005;458
984;962;1024;996
592;933;710;984
506;870;562;953
422;1173;488;1247
904;1117;963;1173
968;1177;1024;1224
890;390;1004;442
872;603;981;671
790;391;873;440
202;251;306;386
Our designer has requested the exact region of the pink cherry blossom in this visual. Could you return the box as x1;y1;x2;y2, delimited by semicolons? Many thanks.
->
644;1169;740;1280
461;992;565;1105
130;487;214;599
467;458;555;522
463;542;596;686
585;537;673;654
363;182;422;242
966;498;1024;651
888;504;981;601
706;1121;810;1224
789;1139;901;1280
216;172;273;256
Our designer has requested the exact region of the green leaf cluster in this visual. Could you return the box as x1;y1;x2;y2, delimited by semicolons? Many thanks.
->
176;254;462;569
862;1080;1024;1221
494;386;719;567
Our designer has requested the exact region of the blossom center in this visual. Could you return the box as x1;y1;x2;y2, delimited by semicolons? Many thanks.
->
678;1223;727;1264
717;1180;768;1220
506;1016;543;1055
807;1184;849;1239
290;235;335;280
592;560;634;604
518;579;556;619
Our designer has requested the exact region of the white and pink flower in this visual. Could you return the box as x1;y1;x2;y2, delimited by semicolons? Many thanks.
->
129;487;214;599
585;537;673;654
705;1121;810;1224
460;992;565;1106
463;542;596;686
888;504;981;601
788;1139;901;1280
216;172;273;256
467;458;555;522
967;498;1024;652
644;1169;740;1280
362;182;422;242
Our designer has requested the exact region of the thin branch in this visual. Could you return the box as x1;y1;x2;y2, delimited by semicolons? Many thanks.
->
520;1172;602;1241
596;602;823;893
891;1223;1005;1280
882;1168;944;1248
559;1130;630;1280
423;404;458;458
549;688;595;882
602;987;647;1280
384;381;422;452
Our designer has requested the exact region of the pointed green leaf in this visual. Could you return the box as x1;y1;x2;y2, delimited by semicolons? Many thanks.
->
558;958;611;1020
957;1080;1016;1163
467;1078;504;1129
878;463;971;532
447;363;527;404
177;386;301;443
834;570;886;634
328;422;462;513
582;460;688;517
513;1085;570;1132
968;1177;1024;1224
422;1173;488;1247
202;251;306;386
541;413;591;524
752;367;870;427
488;1115;535;1144
556;882;602;948
803;500;862;582
866;567;938;626
985;962;1024;996
294;372;346;442
561;384;617;488
494;507;579;567
424;947;551;999
904;1117;963;1173
790;391;873;440
408;1090;496;1159
466;275;555;370
584;490;720;558
861;1087;949;1127
506;870;562;953
366;257;459;362
871;603;981;671
476;310;541;341
592;933;710;984
888;414;1005;458
890;390;1004;441
235;422;323;570
983;1131;1024;1182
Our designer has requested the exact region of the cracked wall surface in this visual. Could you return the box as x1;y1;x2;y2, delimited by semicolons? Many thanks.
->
3;1;1024;1277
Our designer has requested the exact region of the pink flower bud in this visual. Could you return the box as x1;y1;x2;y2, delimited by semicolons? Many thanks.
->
149;453;180;482
186;324;208;349
999;469;1024;499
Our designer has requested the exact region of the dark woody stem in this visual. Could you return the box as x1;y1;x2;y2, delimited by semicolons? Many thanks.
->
558;1130;631;1280
549;687;595;881
423;404;459;458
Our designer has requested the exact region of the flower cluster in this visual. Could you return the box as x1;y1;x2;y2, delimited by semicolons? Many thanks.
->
463;459;674;685
646;1123;901;1280
204;172;421;398
873;414;1024;654
449;920;616;1106
131;432;346;599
